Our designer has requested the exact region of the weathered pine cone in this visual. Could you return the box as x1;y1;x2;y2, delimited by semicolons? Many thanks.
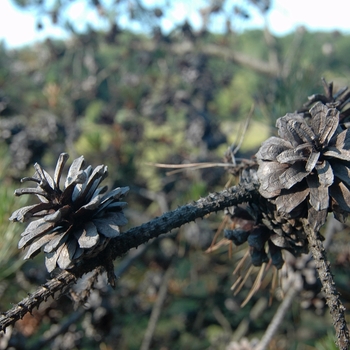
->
10;153;129;272
256;101;350;231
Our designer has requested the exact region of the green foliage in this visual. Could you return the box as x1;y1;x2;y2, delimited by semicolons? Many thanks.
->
0;148;28;280
0;187;27;279
314;332;338;350
233;30;270;59
212;70;260;120
75;116;114;156
219;120;271;153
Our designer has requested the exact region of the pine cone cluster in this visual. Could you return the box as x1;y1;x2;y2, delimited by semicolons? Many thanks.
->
10;153;129;272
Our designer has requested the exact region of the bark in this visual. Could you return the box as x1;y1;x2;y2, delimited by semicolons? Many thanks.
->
304;224;350;350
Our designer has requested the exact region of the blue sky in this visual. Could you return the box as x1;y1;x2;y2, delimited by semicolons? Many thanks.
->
1;0;350;48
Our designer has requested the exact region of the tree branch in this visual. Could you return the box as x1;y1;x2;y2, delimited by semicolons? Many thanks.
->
262;22;281;75
0;185;256;333
0;270;77;333
131;41;281;77
304;224;350;350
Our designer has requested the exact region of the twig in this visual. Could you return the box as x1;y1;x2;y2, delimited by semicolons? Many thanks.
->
281;26;305;79
0;185;256;333
255;282;300;350
69;267;103;305
114;243;150;278
262;21;281;76
213;306;232;335
140;263;174;350
255;217;346;350
107;185;256;263
323;215;343;250
231;104;254;158
0;270;76;333
27;309;85;350
304;224;349;350
28;244;152;348
148;161;255;176
131;41;281;77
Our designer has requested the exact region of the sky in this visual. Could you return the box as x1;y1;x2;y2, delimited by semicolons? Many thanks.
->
1;0;350;49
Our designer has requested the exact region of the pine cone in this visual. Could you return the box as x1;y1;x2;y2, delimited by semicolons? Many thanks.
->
225;193;307;269
256;101;350;231
10;153;129;272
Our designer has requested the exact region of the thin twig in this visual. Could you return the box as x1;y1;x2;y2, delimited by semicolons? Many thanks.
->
281;26;305;78
231;104;254;158
323;215;343;250
114;243;150;278
131;41;281;77
255;217;346;350
0;270;77;333
255;282;300;350
146;162;232;169
231;297;268;342
304;224;349;350
213;306;232;334
140;263;174;350
27;310;85;350
147;162;233;176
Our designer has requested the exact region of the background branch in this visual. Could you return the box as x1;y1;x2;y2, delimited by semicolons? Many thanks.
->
131;41;281;77
256;283;299;350
140;261;174;350
27;309;85;350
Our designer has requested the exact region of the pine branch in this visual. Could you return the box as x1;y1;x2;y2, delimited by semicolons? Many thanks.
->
0;185;256;333
304;224;350;350
0;270;77;333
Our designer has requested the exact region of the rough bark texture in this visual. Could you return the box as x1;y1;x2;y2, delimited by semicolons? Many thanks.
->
304;224;350;350
0;270;77;333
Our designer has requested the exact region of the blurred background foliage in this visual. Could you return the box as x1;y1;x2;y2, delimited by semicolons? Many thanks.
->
1;0;350;349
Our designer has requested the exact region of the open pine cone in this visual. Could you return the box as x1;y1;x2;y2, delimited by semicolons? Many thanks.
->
256;101;350;230
224;93;350;270
10;153;129;272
